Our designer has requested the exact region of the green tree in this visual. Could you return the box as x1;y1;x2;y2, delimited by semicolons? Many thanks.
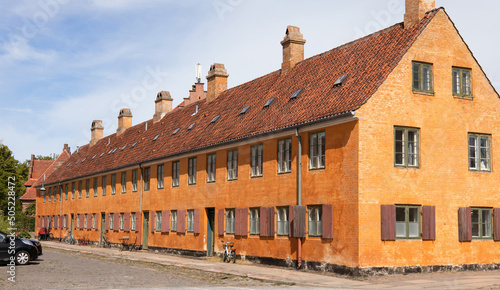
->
0;144;26;216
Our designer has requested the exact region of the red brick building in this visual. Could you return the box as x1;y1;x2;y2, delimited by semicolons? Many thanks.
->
35;0;500;274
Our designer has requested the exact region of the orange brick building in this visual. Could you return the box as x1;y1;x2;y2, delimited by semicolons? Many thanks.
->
34;0;500;274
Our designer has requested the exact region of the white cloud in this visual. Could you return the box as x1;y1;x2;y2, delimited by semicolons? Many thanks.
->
0;36;56;63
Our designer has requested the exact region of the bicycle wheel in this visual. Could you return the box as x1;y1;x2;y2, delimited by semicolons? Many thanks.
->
231;250;236;263
48;233;54;241
223;251;228;263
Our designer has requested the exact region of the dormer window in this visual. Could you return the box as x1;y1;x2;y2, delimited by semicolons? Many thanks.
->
412;62;433;94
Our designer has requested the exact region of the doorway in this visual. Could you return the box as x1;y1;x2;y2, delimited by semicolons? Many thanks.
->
143;212;149;250
70;214;74;236
100;213;105;244
206;208;215;256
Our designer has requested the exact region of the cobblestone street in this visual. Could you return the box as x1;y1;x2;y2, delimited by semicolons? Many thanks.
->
0;248;281;289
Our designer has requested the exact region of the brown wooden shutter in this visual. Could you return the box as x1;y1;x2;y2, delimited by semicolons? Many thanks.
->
218;209;225;236
322;204;333;239
194;209;201;234
136;213;141;232
105;213;110;230
161;211;169;233
458;207;472;242
290;205;306;238
260;207;268;236
234;208;241;236
381;205;396;241
80;214;84;230
178;210;186;233
422;206;436;241
241;208;248;236
151;212;155;233
114;213;119;231
54;216;58;229
64;215;67;229
124;213;131;231
87;214;92;230
494;208;500;242
288;206;293;237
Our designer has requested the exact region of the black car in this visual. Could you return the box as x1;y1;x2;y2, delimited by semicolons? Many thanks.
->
0;231;39;265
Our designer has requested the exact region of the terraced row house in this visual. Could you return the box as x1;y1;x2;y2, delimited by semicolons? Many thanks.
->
34;0;500;274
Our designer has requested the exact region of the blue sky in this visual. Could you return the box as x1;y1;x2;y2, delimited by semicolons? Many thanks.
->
1;0;499;162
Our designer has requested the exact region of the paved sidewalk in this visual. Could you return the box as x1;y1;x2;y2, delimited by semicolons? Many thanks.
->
43;241;500;289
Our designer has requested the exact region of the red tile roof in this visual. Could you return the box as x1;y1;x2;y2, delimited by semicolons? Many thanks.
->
42;10;439;186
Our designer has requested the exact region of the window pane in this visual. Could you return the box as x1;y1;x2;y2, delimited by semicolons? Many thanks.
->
409;222;419;238
471;209;479;237
462;71;470;95
319;132;325;168
452;70;460;94
396;207;405;222
423;65;431;91
413;63;420;90
482;210;492;237
396;222;406;238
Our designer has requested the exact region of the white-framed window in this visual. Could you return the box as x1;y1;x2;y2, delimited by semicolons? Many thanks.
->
278;138;292;174
453;67;472;97
84;214;88;229
65;184;68;200
226;209;235;234
188;157;197;185
472;208;493;239
78;181;82;199
172;161;180;187
156;211;162;232
144;167;150;191
396;205;421;239
109;213;114;230
394;127;419;168
227;150;238;181
77;214;80;228
207;153;216;183
308;205;322;237
120;213;124;231
121;172;127;193
64;215;67;228
102;176;107;196
469;133;491;172
250;208;260;235
171;210;177;232
111;174;116;195
157;164;164;189
132;169;138;192
187;210;194;232
131;213;136;231
93;178;98;197
251;144;263;177
309;131;325;170
277;207;289;236
92;213;96;229
86;179;90;198
71;182;75;199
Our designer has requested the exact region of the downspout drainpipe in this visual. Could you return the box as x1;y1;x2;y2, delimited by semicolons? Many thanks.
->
295;128;302;269
139;164;144;247
59;183;62;240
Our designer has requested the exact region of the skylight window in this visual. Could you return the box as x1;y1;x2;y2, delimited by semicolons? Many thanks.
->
240;106;250;114
153;134;160;141
131;142;138;148
92;155;97;160
263;98;275;108
188;123;196;130
112;148;117;153
172;128;180;135
100;152;105;157
121;145;127;151
75;160;80;165
66;163;71;167
290;89;303;100
108;149;113;154
82;158;86;162
211;115;220;123
333;75;348;86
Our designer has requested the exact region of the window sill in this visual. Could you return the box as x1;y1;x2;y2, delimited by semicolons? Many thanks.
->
277;171;292;175
453;95;474;100
468;169;491;173
308;167;325;171
412;90;435;96
395;165;420;169
250;175;263;179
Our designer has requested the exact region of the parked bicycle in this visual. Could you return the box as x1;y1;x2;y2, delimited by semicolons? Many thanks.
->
37;227;54;241
221;241;236;263
64;233;77;245
77;235;89;246
101;231;111;248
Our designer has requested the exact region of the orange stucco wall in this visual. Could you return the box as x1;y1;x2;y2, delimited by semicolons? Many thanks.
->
36;121;360;267
356;10;500;267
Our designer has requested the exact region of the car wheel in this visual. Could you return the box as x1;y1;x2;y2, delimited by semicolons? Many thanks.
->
15;250;30;265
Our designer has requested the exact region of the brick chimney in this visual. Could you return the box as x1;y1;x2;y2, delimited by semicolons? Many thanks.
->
63;144;71;154
153;91;173;123
404;0;435;28
206;63;229;102
117;108;132;135
281;26;306;74
90;120;104;146
184;82;207;106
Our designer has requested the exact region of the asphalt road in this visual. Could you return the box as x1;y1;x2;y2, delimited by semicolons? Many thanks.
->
0;248;281;289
